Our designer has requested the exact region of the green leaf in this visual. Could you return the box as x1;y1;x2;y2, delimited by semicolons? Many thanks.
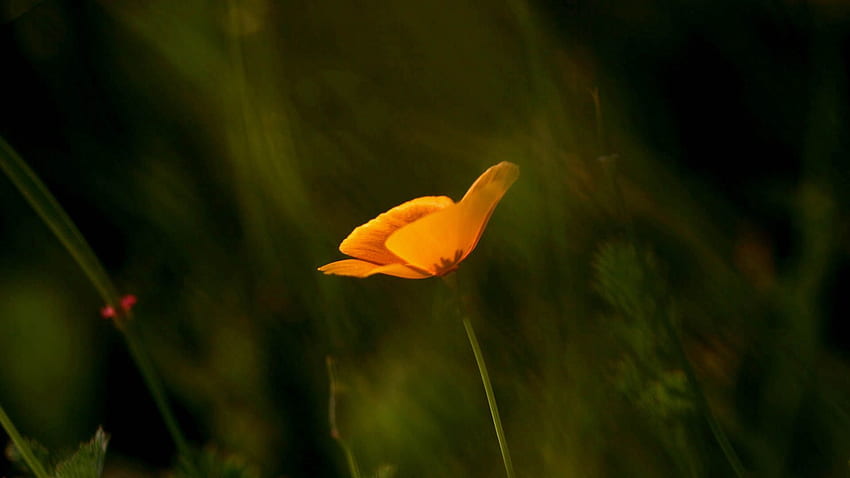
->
52;428;109;478
5;429;108;478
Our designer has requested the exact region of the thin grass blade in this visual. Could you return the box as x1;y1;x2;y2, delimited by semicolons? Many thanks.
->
0;137;119;304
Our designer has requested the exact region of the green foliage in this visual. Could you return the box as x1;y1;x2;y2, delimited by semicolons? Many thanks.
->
173;448;260;478
6;428;109;478
53;429;109;478
593;241;706;472
592;242;681;401
593;242;661;323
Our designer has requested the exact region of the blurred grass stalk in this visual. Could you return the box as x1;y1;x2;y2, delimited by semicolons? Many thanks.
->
0;137;192;461
326;356;362;478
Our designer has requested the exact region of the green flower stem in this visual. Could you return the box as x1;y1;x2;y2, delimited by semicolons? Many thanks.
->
462;317;516;478
0;136;191;462
0;404;51;478
444;274;516;478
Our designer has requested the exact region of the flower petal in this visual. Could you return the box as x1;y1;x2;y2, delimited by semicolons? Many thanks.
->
338;195;454;265
456;160;520;257
318;259;433;279
385;162;519;274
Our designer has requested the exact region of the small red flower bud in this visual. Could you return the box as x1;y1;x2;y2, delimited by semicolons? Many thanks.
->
101;305;116;319
120;294;137;312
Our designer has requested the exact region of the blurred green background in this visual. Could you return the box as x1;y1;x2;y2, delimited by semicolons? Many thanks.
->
2;0;850;476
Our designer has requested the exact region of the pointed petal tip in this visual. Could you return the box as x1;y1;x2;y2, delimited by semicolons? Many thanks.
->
493;161;520;181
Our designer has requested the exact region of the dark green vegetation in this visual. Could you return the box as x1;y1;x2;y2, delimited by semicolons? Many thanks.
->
2;0;850;476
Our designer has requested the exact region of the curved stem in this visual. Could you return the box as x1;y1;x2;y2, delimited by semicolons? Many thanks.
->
123;322;191;459
0;404;51;478
463;317;516;478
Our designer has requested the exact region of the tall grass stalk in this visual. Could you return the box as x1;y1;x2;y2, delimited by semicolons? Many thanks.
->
0;405;50;478
0;138;118;303
326;356;362;478
444;275;516;478
0;137;191;461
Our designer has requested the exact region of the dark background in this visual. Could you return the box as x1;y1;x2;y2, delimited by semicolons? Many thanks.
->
2;0;849;476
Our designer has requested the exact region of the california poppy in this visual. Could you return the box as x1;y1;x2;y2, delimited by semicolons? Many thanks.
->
319;161;519;279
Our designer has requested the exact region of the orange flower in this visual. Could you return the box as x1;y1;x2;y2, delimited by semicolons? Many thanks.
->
319;161;520;279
